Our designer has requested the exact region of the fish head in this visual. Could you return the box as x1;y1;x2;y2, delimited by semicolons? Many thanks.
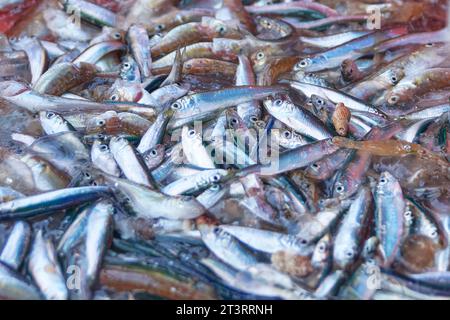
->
334;243;358;270
39;111;67;134
293;57;313;72
171;95;194;113
86;111;120;134
143;144;165;169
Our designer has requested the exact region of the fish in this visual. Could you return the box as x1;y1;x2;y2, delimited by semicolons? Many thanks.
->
333;187;372;270
28;230;68;300
169;85;286;129
0;186;110;221
0;261;41;300
83;200;114;298
375;171;406;267
109;136;155;187
263;96;333;141
101;173;205;220
0;221;31;270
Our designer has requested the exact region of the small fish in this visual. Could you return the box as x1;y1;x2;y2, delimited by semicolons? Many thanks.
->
375;171;406;267
91;140;121;177
0;261;41;300
28;230;68;300
109;136;154;187
333;187;372;270
83;200;114;298
0;221;31;270
0;186;110;221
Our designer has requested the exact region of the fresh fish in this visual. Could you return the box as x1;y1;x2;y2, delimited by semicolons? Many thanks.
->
83;200;114;297
0;186;110;221
0;221;31;270
375;172;406;267
28;230;68;300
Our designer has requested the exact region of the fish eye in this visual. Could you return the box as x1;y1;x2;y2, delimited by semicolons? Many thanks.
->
156;24;165;31
171;102;181;110
122;62;131;70
84;172;91;178
283;130;291;138
91;181;98;186
426;42;433;47
388;95;398;105
296;59;308;69
99;144;109;152
316;98;324;105
390;75;398;84
311;163;319;169
217;25;227;35
110;94;119;101
274;99;283;106
230;117;238;125
46;112;56;119
318;244;326;252
250;116;258;123
149;148;158;157
256;52;265;60
113;32;122;40
379;177;387;184
212;174;221;182
97;119;106;126
299;238;308;245
346;250;354;258
335;184;345;193
188;129;196;137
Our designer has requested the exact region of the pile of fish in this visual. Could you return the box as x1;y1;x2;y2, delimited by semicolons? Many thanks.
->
0;0;449;300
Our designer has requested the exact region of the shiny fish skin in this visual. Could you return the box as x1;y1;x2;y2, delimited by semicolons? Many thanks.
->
28;230;68;300
235;55;261;126
220;225;313;255
162;169;229;196
0;186;110;221
0;221;31;270
57;207;90;256
375;172;406;267
0;261;41;300
128;24;152;79
289;81;387;117
109;136;154;187
91;140;121;177
333;187;372;270
239;138;339;176
10;36;47;85
198;223;259;271
169;86;286;129
102;174;205;220
181;125;216;169
83;200;114;298
264;96;333;141
39;111;76;135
